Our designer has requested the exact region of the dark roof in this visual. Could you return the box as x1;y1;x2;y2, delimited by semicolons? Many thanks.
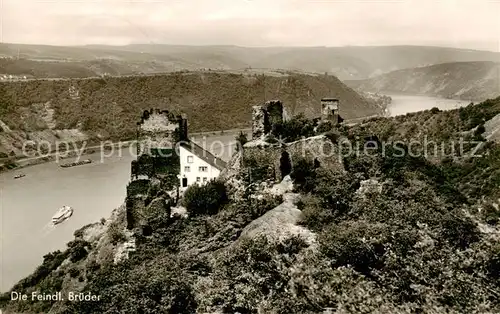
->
180;140;227;171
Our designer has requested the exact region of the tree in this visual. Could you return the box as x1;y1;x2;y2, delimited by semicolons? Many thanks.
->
182;180;228;216
235;131;248;152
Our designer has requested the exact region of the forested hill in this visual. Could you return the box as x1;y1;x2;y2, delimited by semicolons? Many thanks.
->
345;61;500;101
2;97;500;313
0;71;383;158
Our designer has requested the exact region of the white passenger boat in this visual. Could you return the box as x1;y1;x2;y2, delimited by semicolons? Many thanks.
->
52;206;73;225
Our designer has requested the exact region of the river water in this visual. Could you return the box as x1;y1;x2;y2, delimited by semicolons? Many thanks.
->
0;133;244;292
386;93;469;116
0;95;477;291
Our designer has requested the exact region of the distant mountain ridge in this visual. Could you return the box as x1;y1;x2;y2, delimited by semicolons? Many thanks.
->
345;61;500;101
1;43;499;80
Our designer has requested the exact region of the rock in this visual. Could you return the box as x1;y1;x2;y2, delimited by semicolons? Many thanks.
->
356;179;383;197
236;192;316;246
265;175;294;196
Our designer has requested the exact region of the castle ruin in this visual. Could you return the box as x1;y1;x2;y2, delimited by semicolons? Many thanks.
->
242;98;344;183
127;109;187;231
252;100;284;140
321;98;342;124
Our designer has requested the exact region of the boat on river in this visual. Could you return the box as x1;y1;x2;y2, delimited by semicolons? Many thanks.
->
52;206;74;225
60;159;92;168
14;174;26;179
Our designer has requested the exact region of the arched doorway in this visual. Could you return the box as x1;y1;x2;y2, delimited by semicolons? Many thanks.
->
279;151;292;179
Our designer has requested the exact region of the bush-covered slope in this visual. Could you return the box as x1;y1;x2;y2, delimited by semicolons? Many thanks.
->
2;98;500;313
346;61;500;101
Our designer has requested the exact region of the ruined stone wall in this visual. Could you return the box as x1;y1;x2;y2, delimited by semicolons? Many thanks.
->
138;109;187;153
265;100;283;130
242;135;344;183
286;135;344;173
242;146;281;182
251;100;284;140
252;106;266;140
125;179;150;230
126;197;146;230
126;109;184;231
126;179;150;198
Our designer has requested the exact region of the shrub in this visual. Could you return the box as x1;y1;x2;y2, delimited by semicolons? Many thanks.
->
320;221;387;275
316;121;334;134
272;113;315;142
297;194;337;230
290;157;316;191
69;267;80;278
474;123;486;141
108;223;127;245
324;131;340;143
430;107;440;114
235;131;248;151
183;180;228;216
440;213;480;249
242;151;275;183
482;203;500;225
67;240;90;263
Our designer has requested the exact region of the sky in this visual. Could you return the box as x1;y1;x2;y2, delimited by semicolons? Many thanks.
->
1;0;499;51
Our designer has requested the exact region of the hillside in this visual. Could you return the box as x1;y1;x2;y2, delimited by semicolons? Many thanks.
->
1;44;500;80
345;61;500;101
2;97;500;313
0;71;382;159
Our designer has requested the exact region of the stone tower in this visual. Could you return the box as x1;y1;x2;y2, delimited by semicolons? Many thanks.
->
321;98;340;124
251;100;284;140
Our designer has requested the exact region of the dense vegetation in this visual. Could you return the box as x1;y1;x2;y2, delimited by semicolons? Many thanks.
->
2;97;500;313
182;180;229;216
0;71;380;140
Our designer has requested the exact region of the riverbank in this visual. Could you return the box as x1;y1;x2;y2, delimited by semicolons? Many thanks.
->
0;128;252;174
0;141;135;174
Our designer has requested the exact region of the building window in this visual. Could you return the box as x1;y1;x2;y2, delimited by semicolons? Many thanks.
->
182;178;188;187
196;177;201;183
187;156;193;163
199;166;208;172
203;177;208;183
184;166;190;172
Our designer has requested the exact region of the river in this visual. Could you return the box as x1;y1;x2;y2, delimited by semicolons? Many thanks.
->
0;133;244;292
0;95;477;292
386;93;470;116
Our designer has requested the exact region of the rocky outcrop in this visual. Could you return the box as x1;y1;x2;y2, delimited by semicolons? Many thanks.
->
483;113;500;143
356;179;383;199
236;192;316;247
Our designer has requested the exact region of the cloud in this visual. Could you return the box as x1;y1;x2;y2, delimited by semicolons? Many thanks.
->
1;0;499;50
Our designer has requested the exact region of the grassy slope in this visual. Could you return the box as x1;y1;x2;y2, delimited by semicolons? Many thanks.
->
345;61;500;100
1;44;500;80
2;97;500;313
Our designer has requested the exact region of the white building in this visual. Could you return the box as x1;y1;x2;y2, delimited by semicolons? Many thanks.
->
179;141;227;191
